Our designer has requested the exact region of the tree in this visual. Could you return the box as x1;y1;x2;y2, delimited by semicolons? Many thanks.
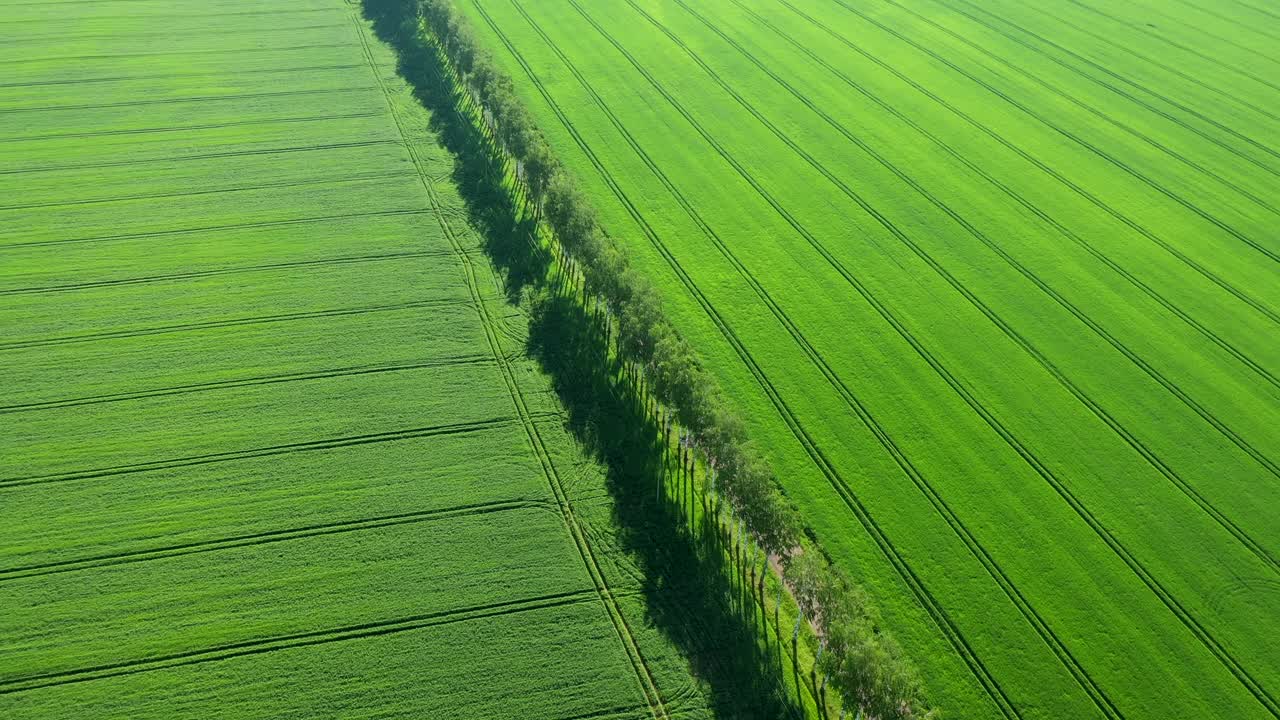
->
408;3;932;714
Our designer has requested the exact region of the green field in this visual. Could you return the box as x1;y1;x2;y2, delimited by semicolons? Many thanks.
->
451;0;1280;718
0;1;805;717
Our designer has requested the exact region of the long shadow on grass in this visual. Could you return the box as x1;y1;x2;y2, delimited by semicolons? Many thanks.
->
360;1;805;717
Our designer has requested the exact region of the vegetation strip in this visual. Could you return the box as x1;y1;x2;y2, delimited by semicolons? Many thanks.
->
0;499;542;580
471;2;1002;716
0;208;431;251
0;298;467;350
0;357;493;413
0;63;367;90
411;0;932;715
0;139;405;176
0;416;531;489
449;0;1280;716
0;85;378;116
541;6;1121;713
0;250;447;295
0;590;601;695
347;12;670;717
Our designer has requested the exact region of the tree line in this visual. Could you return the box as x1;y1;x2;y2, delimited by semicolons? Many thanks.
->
406;1;933;716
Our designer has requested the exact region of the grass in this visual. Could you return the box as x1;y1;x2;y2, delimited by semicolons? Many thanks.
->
0;0;812;717
454;0;1280;718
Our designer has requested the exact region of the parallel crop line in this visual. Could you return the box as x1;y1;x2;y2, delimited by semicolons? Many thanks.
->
0;41;358;65
659;6;1280;709
606;1;1130;716
1098;0;1280;70
1232;0;1280;23
704;0;1280;541
0;85;378;116
0;0;164;4
0;62;365;90
944;0;1280;209
1163;0;1280;44
0;110;382;144
0;169;412;213
0;589;600;695
0;7;346;25
0;139;403;176
1062;0;1280;94
351;13;668;718
1016;0;1280;129
841;1;1280;266
737;0;1274;386
777;0;1280;364
682;0;1280;485
0;208;431;251
736;0;1280;568
0;298;466;352
3;22;351;45
0;0;280;5
0;249;441;296
804;0;1280;483
0;356;493;413
494;8;828;718
0;417;529;490
0;499;543;581
929;0;1280;191
0;0;168;4
681;1;1278;713
800;0;1280;325
477;3;1018;717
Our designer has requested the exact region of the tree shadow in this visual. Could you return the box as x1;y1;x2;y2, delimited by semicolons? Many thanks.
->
360;1;806;717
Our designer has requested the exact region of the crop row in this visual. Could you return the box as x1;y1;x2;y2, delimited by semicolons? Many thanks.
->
462;0;1280;717
0;3;714;715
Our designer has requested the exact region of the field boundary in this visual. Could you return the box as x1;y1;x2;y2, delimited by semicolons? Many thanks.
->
473;2;1016;717
346;11;670;718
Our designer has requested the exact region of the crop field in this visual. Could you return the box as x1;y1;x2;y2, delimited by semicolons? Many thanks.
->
0;1;761;718
453;0;1280;718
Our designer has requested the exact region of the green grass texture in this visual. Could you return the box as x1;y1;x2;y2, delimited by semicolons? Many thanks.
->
0;0;793;717
453;0;1280;717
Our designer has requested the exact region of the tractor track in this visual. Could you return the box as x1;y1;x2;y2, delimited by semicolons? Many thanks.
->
0;416;529;490
0;208;430;251
802;0;1280;326
618;4;1279;711
933;0;1280;167
0;298;467;351
0;139;402;176
674;0;1280;560
476;2;1022;716
0;356;493;413
0;499;545;581
0;589;601;695
0;249;444;296
0;110;382;145
1062;0;1280;95
0;85;378;116
733;0;1280;575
